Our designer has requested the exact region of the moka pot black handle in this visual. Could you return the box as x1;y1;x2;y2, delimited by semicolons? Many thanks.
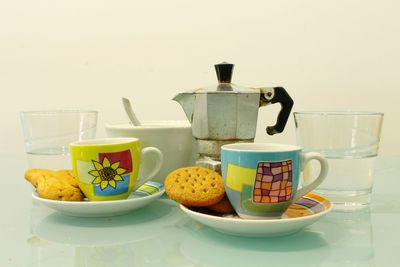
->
260;86;294;135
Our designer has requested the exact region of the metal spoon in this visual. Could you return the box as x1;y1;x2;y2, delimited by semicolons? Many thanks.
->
122;97;142;126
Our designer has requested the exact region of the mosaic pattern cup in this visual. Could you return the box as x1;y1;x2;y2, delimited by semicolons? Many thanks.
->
253;160;293;204
221;143;328;219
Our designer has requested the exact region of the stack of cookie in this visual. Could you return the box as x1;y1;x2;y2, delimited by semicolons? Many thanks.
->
25;169;85;201
164;166;234;214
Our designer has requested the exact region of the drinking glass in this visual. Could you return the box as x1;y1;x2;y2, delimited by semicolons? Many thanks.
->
20;110;98;169
294;111;384;210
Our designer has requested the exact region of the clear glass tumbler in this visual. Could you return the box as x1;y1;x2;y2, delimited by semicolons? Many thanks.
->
294;111;384;210
20;110;98;169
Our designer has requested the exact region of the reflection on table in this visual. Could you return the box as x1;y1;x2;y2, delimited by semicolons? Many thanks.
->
18;156;400;267
27;199;378;267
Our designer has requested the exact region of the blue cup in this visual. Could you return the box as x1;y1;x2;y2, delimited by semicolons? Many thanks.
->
221;143;328;219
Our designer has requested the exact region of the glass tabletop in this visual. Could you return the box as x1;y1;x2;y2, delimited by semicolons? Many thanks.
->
1;154;400;266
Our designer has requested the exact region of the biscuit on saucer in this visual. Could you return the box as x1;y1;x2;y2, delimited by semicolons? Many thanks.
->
25;169;85;201
165;166;225;207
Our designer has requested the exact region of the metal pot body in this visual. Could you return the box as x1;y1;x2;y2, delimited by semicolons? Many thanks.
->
191;93;260;140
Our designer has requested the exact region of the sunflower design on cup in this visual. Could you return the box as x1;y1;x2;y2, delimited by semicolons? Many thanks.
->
89;157;127;190
70;138;164;201
71;148;136;200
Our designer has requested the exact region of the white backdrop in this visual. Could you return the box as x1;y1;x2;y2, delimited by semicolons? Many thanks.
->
1;0;399;156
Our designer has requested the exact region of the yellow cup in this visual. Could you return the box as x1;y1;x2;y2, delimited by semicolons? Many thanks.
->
70;138;163;201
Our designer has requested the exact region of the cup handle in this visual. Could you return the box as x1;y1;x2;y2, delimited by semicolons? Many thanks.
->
133;147;164;191
292;152;328;203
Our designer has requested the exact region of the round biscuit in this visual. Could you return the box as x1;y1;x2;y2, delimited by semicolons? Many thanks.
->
165;166;225;207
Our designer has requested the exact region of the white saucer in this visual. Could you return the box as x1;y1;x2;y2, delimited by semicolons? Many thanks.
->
32;181;165;217
180;193;332;237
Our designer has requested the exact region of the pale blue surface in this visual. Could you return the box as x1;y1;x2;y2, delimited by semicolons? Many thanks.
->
1;154;400;266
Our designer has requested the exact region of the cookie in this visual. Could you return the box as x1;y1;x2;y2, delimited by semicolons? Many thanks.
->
25;169;85;201
165;166;225;207
206;194;235;214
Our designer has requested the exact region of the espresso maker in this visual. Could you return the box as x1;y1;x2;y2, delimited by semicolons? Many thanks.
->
173;62;294;172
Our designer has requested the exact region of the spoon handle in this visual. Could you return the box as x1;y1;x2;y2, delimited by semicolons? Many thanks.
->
122;98;142;126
